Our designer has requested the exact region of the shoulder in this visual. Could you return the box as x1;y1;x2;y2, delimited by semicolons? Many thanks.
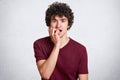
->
70;38;86;50
33;36;51;46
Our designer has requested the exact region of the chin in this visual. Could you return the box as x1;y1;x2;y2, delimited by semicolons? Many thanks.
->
59;32;67;38
59;34;65;38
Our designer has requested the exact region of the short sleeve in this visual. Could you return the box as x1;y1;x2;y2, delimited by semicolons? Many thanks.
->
33;40;47;62
78;47;88;74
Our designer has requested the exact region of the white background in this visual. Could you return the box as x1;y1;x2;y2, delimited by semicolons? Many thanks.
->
0;0;120;80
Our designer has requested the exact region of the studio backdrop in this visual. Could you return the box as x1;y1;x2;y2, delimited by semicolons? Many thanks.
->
0;0;120;80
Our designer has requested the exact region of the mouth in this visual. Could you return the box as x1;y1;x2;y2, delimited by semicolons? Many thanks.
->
59;29;62;32
54;29;62;33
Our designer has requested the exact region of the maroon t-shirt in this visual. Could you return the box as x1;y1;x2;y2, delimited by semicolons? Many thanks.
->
33;36;88;80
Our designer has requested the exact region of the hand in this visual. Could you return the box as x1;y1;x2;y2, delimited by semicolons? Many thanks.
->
48;28;61;47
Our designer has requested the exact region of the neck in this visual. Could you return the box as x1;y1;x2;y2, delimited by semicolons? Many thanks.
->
60;35;70;49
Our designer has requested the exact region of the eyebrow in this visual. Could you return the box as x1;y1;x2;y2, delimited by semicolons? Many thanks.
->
61;18;67;20
51;17;67;20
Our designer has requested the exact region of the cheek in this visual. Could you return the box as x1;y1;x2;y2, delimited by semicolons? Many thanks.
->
50;22;57;27
62;27;68;33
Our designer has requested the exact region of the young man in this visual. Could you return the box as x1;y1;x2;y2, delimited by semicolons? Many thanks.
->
33;2;88;80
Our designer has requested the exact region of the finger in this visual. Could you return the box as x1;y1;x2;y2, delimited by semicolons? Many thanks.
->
48;28;51;36
54;29;59;35
48;27;54;36
52;28;56;36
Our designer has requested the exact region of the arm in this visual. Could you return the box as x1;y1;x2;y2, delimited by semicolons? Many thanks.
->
78;74;88;80
78;47;88;80
37;45;59;79
37;29;61;79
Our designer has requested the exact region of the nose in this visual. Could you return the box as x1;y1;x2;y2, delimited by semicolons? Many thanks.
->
56;21;61;28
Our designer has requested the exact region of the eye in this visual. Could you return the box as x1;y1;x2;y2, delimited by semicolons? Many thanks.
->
51;19;57;23
61;19;66;22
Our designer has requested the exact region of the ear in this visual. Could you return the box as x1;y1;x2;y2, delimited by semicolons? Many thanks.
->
49;26;52;29
67;26;70;30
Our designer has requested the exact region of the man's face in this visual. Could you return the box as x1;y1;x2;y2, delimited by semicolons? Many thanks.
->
49;15;69;38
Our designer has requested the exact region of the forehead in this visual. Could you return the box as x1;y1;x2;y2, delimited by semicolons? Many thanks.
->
51;15;67;20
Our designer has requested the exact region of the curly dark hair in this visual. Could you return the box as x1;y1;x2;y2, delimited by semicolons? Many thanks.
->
45;2;74;30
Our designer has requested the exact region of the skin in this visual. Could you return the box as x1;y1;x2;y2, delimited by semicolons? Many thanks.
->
36;15;88;80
